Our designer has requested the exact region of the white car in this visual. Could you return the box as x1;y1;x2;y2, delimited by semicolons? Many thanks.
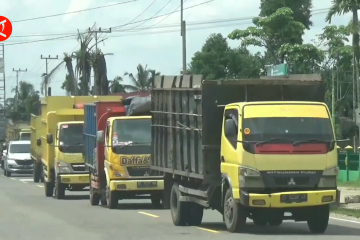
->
4;140;32;177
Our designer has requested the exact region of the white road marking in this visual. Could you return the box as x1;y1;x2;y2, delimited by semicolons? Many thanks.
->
10;178;17;180
330;217;360;224
18;179;33;182
37;185;43;188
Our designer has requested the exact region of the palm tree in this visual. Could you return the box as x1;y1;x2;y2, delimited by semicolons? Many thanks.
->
109;76;128;93
124;64;160;91
42;53;77;96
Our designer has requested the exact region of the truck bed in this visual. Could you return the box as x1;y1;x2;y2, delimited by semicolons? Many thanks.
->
151;74;325;185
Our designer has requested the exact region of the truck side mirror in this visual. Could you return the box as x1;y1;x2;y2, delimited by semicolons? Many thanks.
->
224;119;237;138
36;138;41;146
97;131;105;143
46;134;53;144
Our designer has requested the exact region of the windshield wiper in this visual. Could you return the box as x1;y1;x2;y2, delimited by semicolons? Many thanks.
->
256;138;294;146
292;139;331;146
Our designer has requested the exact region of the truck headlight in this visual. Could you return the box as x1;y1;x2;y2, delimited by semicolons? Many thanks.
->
239;166;263;188
323;166;339;176
56;161;71;173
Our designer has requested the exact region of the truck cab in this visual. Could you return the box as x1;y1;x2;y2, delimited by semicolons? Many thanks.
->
46;121;87;198
97;116;164;209
19;131;31;140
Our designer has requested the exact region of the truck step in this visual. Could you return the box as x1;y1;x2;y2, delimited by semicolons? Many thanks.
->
179;185;208;198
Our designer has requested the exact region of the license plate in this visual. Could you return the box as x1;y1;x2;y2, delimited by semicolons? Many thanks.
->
137;181;157;188
280;194;307;203
79;176;88;181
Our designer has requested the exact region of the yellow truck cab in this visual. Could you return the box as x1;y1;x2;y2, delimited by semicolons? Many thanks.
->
97;116;164;209
151;74;339;234
46;121;87;199
19;130;31;140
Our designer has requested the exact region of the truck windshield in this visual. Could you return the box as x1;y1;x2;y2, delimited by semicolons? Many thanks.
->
20;132;30;140
242;117;334;142
59;123;83;153
112;118;151;144
10;144;30;153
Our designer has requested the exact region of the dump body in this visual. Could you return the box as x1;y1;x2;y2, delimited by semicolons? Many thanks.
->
151;75;325;181
84;101;126;176
30;114;42;163
6;123;30;141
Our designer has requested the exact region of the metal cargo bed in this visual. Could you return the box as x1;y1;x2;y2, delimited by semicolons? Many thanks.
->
151;74;324;185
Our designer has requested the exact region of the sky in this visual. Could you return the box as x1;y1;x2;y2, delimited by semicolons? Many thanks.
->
0;0;353;98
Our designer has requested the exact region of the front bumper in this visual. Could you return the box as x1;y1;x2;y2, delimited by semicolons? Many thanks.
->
59;174;89;185
109;179;164;191
239;189;336;208
6;164;33;173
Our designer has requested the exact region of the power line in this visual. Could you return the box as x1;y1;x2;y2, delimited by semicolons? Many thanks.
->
5;10;330;46
12;0;141;23
10;7;330;38
128;0;172;30
124;0;158;29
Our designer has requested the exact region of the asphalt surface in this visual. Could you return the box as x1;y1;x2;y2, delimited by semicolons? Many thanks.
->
1;174;360;240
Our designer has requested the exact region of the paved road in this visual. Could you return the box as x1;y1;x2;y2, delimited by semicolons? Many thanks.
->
1;174;360;240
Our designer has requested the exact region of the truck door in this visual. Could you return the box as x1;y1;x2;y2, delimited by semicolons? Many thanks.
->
221;107;240;167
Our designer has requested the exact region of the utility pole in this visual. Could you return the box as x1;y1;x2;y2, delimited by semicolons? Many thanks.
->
180;0;187;74
12;68;27;111
331;71;335;126
41;55;58;96
88;27;111;95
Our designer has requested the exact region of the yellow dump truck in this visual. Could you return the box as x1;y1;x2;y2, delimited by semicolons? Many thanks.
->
151;74;340;234
31;114;43;182
35;96;122;199
7;123;31;141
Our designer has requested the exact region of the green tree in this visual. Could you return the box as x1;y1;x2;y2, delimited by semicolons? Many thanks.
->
124;64;159;91
109;76;127;93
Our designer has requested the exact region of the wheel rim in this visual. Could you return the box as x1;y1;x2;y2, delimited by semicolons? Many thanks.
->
225;197;234;223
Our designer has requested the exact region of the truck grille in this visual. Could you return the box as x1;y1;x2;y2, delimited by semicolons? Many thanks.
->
15;160;32;165
71;164;86;172
274;177;309;186
127;166;150;177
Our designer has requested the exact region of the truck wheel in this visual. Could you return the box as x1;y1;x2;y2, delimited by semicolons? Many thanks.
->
44;182;53;197
307;204;329;234
33;162;40;182
101;191;107;206
54;178;65;199
106;186;118;209
224;188;247;232
151;194;162;208
90;185;100;206
187;202;204;226
170;183;188;226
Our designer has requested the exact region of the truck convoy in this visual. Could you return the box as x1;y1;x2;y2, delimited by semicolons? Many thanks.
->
33;96;120;199
84;99;164;209
150;75;338;233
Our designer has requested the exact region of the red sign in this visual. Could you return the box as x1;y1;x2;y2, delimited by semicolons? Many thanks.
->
0;16;12;41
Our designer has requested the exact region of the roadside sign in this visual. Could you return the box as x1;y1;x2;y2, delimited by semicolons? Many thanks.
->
266;63;288;77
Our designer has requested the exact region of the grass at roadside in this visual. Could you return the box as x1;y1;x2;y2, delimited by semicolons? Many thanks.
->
337;181;360;188
330;206;360;218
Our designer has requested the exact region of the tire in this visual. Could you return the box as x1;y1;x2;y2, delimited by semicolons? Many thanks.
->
5;170;11;177
33;162;40;183
187;202;204;226
268;218;283;226
224;188;247;232
106;186;118;209
44;181;54;197
54;177;65;199
307;204;329;234
253;218;267;226
151;194;162;208
90;185;100;206
170;183;189;226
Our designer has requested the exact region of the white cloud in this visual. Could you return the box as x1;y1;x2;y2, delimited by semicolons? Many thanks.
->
2;0;352;96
